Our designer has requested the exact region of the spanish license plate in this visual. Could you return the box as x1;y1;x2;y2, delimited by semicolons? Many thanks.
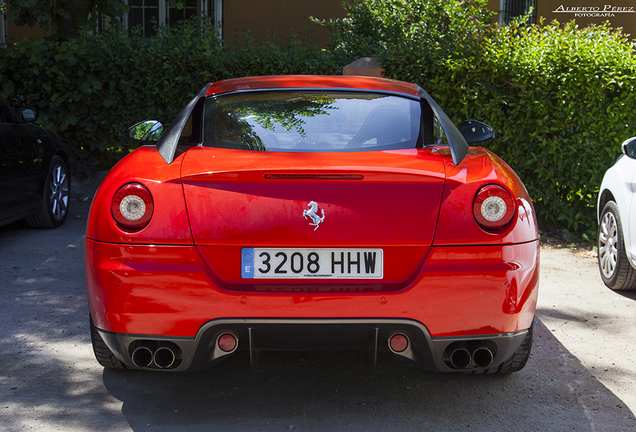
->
241;248;383;279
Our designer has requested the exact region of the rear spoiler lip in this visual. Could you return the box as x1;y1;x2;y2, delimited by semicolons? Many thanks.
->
156;83;211;164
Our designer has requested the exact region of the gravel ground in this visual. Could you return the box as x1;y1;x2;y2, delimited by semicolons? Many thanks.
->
537;244;636;416
0;176;634;431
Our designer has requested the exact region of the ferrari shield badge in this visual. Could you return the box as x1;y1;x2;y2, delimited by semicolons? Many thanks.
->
303;201;325;231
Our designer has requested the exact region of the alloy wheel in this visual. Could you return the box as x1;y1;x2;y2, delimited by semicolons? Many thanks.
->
49;163;69;221
598;210;618;278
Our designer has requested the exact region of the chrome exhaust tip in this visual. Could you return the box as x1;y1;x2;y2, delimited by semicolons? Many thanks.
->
131;343;154;368
471;345;494;368
154;344;176;369
448;344;471;369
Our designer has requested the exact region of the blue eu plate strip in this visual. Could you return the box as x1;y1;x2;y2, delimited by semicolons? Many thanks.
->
241;248;255;279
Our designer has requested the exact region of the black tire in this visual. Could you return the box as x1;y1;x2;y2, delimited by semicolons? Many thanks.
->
597;201;636;291
90;316;126;370
26;155;71;228
497;322;533;373
480;321;533;374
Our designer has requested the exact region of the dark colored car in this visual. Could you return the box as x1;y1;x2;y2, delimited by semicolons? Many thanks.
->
0;97;71;228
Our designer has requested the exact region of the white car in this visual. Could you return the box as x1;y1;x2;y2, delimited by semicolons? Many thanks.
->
597;137;636;290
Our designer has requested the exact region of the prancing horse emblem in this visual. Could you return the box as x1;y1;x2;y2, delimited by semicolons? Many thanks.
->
303;201;325;231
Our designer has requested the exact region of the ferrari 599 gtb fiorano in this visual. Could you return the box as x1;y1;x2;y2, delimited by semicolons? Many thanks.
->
85;75;539;374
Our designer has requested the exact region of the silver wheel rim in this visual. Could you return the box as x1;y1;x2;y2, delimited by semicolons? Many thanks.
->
49;164;69;221
599;211;618;278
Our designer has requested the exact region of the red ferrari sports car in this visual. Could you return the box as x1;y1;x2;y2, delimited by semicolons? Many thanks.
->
85;75;539;374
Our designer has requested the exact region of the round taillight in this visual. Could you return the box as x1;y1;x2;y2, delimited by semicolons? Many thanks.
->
218;333;238;352
473;185;515;230
111;183;154;230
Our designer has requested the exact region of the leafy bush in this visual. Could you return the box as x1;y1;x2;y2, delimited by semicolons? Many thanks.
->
320;0;636;238
467;21;636;238
0;17;339;176
316;0;494;77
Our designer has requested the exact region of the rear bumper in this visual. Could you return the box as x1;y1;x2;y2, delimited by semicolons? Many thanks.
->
86;238;539;372
96;318;529;373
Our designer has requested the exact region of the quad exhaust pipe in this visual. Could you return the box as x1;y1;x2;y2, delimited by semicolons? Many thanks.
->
387;334;495;370
131;341;179;369
447;342;494;369
130;334;237;369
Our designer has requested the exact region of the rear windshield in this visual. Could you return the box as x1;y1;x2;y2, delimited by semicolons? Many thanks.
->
204;91;421;152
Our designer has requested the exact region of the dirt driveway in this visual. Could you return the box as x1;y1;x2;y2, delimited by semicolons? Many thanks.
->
0;177;635;431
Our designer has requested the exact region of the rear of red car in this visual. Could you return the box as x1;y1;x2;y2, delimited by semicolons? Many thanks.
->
85;76;538;373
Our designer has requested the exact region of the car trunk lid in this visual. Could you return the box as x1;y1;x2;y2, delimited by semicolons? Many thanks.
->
180;147;446;288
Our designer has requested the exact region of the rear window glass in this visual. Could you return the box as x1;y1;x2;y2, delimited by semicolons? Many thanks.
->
204;91;421;152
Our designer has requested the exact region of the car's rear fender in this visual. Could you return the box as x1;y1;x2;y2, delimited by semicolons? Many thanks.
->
86;146;193;245
432;147;538;246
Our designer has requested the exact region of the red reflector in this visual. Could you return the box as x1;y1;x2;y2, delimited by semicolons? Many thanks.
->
218;333;237;352
390;334;408;353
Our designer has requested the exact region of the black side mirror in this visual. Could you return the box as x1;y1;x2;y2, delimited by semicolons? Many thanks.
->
459;120;494;144
622;137;636;159
128;120;164;143
17;107;37;123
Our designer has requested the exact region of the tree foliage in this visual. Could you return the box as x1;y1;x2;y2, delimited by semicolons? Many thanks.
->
0;17;339;175
315;0;494;77
471;20;636;237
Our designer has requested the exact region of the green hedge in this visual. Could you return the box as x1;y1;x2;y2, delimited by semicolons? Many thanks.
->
0;18;343;176
2;2;636;238
455;21;636;237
